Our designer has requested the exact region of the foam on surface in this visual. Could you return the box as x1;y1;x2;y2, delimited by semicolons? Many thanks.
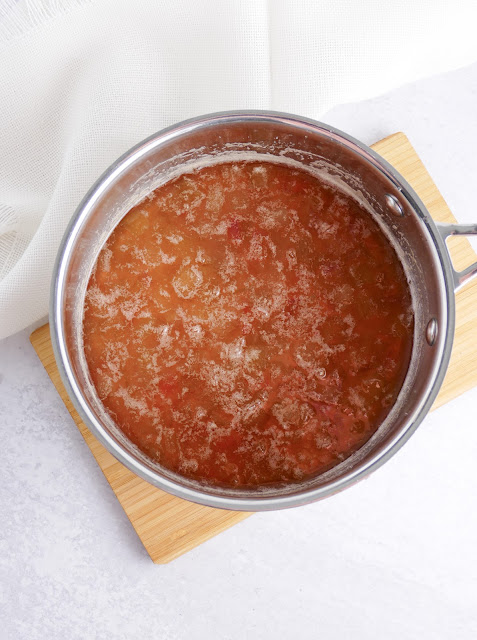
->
82;160;414;488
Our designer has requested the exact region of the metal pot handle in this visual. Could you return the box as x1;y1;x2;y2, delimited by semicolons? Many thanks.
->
436;222;477;292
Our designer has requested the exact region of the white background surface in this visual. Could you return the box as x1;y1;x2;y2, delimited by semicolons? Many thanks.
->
1;64;477;639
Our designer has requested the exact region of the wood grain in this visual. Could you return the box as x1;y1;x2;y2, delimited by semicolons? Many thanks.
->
30;133;477;563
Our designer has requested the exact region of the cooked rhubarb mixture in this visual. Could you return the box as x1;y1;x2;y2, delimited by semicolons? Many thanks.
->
83;161;413;488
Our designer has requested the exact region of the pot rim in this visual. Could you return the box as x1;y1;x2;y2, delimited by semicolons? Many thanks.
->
50;110;456;511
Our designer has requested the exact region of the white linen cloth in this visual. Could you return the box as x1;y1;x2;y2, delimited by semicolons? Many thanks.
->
1;0;477;340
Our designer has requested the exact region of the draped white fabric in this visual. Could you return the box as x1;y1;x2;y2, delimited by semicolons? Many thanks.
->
1;0;477;339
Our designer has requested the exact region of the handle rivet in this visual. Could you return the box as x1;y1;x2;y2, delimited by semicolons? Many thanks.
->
385;194;404;217
426;318;438;346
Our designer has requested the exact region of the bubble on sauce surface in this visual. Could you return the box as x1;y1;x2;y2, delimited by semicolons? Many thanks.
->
172;264;203;299
83;160;414;488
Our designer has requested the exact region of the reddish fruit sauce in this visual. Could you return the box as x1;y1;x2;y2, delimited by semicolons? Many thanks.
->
83;161;413;488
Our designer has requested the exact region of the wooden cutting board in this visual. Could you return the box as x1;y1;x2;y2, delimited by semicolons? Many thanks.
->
30;132;477;564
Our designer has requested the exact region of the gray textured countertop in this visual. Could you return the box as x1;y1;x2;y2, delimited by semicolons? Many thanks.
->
2;63;477;639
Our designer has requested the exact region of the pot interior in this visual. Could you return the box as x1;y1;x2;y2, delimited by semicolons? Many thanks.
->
56;115;450;507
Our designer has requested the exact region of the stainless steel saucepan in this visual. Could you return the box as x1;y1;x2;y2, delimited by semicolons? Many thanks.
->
50;111;477;511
